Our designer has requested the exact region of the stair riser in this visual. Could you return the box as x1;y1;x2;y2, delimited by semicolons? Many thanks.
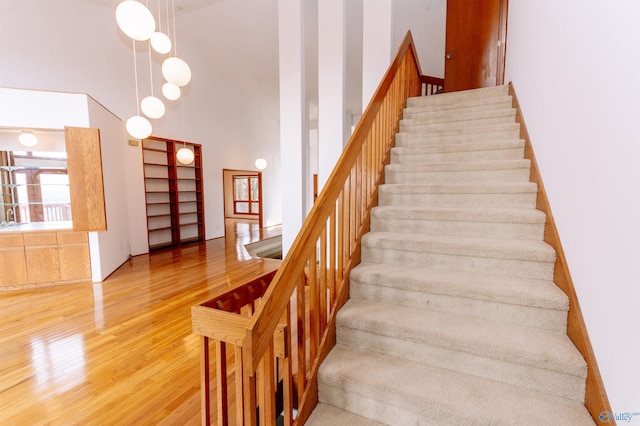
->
391;147;525;164
361;246;555;280
350;282;566;332
385;168;530;184
400;115;515;132
370;216;544;240
318;387;432;426
378;191;538;209
404;98;513;116
336;328;586;402
402;107;515;124
395;128;521;147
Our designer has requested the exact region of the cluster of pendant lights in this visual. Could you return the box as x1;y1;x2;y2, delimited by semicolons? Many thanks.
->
116;0;194;164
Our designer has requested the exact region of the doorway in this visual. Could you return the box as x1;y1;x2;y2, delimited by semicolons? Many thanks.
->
222;169;263;238
444;0;508;92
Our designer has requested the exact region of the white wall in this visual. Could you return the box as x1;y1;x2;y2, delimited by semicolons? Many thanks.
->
392;0;446;78
505;0;640;416
0;0;282;256
87;96;132;280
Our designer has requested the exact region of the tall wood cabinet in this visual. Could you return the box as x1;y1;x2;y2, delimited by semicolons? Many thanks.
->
142;138;204;249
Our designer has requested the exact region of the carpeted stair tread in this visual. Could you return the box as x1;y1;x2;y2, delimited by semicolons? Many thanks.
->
318;345;595;426
337;299;586;379
405;85;509;108
371;205;546;226
401;107;515;125
361;232;555;280
379;181;538;195
362;232;556;263
391;138;524;155
305;403;385;425
370;205;545;239
378;182;539;209
399;116;517;133
349;263;568;332
350;262;566;310
395;125;521;146
385;160;531;184
403;95;513;115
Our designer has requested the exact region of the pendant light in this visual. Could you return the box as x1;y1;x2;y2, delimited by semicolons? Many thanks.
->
141;41;165;119
125;40;152;139
176;143;194;165
18;131;38;147
162;0;192;89
115;0;156;41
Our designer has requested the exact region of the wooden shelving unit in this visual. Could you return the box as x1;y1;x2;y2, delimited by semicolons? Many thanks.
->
142;138;204;250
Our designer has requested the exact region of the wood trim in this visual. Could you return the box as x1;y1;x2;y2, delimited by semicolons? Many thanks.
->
508;82;614;425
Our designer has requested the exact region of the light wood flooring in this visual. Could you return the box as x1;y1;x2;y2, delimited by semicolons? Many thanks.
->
0;219;282;425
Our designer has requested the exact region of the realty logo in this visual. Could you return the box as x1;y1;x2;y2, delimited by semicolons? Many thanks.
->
600;411;640;423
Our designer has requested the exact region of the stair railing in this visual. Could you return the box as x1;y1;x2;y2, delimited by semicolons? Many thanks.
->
192;30;423;425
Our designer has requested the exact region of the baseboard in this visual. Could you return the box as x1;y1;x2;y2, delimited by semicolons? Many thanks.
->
508;82;614;425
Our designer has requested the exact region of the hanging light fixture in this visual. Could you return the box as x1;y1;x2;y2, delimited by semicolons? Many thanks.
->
162;57;191;87
255;158;267;170
125;40;153;139
176;144;194;165
162;0;192;88
115;0;156;41
150;0;172;54
18;131;38;147
162;82;181;100
141;40;166;119
254;79;267;170
126;115;152;139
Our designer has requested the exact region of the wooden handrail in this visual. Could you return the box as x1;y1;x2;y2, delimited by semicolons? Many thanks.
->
193;30;424;425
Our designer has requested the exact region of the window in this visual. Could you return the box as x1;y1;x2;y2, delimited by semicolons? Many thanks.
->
233;175;259;215
1;151;71;224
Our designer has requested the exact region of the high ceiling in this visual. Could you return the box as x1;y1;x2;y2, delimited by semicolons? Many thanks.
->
89;0;282;110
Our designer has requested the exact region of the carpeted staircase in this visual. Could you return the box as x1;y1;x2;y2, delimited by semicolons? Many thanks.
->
306;86;595;425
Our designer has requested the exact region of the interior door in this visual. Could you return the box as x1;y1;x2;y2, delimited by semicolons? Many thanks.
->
444;0;508;92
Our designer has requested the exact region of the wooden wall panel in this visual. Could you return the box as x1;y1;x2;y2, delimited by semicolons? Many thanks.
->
65;127;107;232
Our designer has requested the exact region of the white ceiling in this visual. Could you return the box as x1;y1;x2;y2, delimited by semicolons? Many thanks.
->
88;0;282;113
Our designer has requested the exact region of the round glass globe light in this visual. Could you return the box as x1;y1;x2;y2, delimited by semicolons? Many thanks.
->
115;0;156;41
162;57;192;87
150;31;171;54
141;96;165;119
162;82;181;100
126;115;152;139
19;132;38;147
176;147;195;165
255;158;267;170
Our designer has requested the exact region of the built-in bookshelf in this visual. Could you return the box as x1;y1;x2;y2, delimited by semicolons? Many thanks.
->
142;138;204;249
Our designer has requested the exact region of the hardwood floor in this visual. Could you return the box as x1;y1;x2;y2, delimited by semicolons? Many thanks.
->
0;220;281;425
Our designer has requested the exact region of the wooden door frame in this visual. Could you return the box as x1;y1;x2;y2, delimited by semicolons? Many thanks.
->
222;168;264;231
496;0;509;86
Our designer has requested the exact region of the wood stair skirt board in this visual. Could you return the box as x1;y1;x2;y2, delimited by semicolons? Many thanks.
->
306;84;613;425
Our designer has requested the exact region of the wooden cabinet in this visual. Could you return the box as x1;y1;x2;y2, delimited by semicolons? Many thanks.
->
58;231;91;281
142;138;204;249
0;230;90;288
24;232;60;283
0;234;28;286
